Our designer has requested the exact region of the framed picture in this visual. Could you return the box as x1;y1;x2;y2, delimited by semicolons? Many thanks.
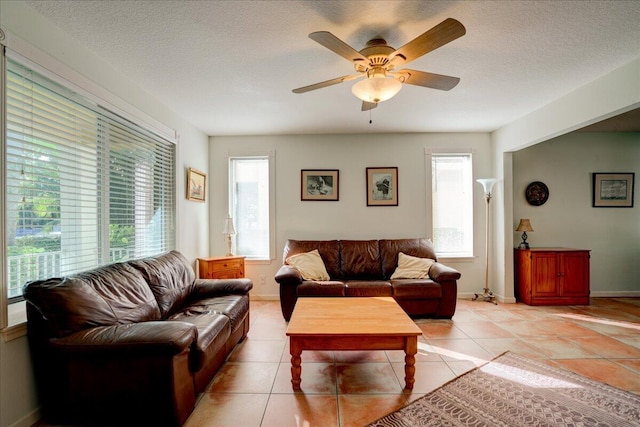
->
366;167;398;206
187;167;206;202
592;172;634;207
301;169;339;201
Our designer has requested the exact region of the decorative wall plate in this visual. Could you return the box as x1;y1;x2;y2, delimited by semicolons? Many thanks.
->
525;181;549;206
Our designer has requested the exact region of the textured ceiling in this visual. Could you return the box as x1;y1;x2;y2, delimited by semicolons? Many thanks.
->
23;0;640;136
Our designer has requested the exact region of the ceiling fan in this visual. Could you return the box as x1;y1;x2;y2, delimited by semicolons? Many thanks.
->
292;18;466;111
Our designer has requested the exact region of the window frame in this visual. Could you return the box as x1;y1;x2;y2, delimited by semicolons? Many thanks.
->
226;150;275;262
426;148;475;259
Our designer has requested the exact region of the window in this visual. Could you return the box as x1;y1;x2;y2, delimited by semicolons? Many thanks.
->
4;58;176;301
431;154;473;257
228;155;274;260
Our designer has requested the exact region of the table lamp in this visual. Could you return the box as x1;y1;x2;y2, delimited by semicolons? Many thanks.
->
223;215;236;256
515;219;534;249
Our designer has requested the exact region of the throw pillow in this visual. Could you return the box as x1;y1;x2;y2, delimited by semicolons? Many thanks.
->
390;252;435;279
286;249;330;281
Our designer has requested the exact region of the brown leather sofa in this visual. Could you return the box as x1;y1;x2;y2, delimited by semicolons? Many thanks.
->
23;250;252;427
275;238;461;321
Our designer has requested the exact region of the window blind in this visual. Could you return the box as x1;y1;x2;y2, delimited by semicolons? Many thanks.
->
432;154;473;257
229;157;270;259
5;58;176;299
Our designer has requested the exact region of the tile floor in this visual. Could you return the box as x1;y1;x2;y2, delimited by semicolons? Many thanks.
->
184;297;640;427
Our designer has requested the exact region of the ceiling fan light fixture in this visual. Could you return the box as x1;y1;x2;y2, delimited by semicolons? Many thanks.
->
351;77;402;103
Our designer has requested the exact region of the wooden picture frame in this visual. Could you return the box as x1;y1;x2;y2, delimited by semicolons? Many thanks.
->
187;167;206;202
301;169;339;201
366;167;398;206
592;172;634;207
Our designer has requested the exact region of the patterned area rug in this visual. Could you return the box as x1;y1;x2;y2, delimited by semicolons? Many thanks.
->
368;352;640;427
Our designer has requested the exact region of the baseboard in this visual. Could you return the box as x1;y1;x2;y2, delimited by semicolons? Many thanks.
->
458;292;517;304
590;291;640;298
9;407;40;427
253;293;524;303
250;292;638;303
250;294;279;301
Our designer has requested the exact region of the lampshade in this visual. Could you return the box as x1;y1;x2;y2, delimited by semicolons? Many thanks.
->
222;215;236;235
476;178;499;195
516;219;534;232
351;77;402;103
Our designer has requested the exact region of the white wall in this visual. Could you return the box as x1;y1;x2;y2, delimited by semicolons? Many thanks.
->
0;3;209;426
513;132;640;295
492;57;640;301
209;133;493;301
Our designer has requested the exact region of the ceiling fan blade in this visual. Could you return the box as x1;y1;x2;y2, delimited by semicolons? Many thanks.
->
309;31;369;64
292;74;361;94
389;18;466;67
361;101;378;111
394;69;460;91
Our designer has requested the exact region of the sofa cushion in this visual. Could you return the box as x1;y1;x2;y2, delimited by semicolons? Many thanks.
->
130;251;195;318
24;263;161;338
189;294;250;333
340;240;382;279
380;238;438;278
166;312;230;371
345;280;392;297
390;252;435;279
286;249;330;281
283;240;341;278
297;281;346;296
391;280;442;299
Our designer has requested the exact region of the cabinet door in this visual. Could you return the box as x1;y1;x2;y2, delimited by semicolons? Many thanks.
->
559;252;589;296
531;253;558;296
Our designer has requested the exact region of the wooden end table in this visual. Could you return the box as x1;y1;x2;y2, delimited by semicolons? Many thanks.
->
285;297;422;390
197;256;245;279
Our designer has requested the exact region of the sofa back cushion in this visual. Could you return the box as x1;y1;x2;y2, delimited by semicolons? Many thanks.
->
283;240;341;279
129;250;195;318
23;263;161;338
340;240;382;279
380;238;438;279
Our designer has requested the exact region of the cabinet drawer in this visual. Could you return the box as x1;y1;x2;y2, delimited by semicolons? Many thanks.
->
209;259;243;271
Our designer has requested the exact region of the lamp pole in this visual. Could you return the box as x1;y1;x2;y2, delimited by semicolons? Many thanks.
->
474;179;498;304
482;192;493;298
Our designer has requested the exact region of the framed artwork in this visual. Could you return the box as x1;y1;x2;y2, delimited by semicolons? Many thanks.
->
187;167;206;202
301;169;339;201
366;167;398;206
592;172;634;207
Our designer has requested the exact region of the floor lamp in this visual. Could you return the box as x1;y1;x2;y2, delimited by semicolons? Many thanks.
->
474;178;498;304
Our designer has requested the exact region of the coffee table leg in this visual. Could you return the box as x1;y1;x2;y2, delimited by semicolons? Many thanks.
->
290;338;302;390
404;337;418;390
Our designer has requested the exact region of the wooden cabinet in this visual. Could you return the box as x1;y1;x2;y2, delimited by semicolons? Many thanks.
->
515;248;590;305
198;256;245;279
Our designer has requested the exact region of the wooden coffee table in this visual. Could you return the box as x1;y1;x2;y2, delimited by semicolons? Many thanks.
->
285;297;422;390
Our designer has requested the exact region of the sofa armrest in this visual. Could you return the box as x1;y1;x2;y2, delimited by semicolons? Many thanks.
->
49;321;196;356
192;278;253;298
274;264;303;284
44;321;197;426
275;265;304;321
429;262;462;282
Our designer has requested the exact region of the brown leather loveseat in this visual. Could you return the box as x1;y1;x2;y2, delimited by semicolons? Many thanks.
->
23;250;252;427
275;238;461;321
